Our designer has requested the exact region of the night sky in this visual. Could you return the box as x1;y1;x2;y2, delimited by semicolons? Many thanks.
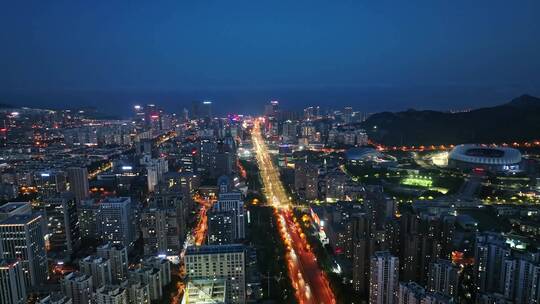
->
1;0;539;115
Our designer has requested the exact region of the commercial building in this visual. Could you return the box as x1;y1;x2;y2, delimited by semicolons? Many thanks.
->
0;259;27;304
185;244;246;304
213;191;245;240
207;210;235;245
0;201;32;220
0;213;48;288
77;199;99;239
43;192;80;256
96;197;136;248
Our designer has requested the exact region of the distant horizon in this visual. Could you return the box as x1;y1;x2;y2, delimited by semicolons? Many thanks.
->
1;84;538;118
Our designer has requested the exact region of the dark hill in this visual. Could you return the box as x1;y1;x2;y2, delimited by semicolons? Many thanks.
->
360;94;540;146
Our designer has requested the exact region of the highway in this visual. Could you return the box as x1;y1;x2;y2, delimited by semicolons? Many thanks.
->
252;120;336;304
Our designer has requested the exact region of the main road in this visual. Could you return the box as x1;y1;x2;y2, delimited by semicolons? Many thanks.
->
252;119;336;304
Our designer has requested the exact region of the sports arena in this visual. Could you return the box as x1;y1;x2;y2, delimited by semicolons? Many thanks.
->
448;144;522;173
345;147;397;166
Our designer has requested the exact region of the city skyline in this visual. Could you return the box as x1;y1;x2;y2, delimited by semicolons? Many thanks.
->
1;1;540;114
1;2;540;304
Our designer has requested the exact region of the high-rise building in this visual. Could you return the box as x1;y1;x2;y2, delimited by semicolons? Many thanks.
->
213;191;245;240
0;213;48;288
264;100;279;117
79;256;112;289
94;285;128;304
0;201;32;220
281;120;298;143
140;206;181;256
428;259;459;298
185;244;246;304
43;192;80;256
500;251;540;304
476;292;512;304
201;101;213;119
66;167;89;203
475;232;511;293
96;197;136;248
129;267;162;301
207;210;235;245
397;282;425;304
38;292;72;304
370;251;399;304
142;257;171;287
96;242;129;284
144;157;168;192
0;259;27;304
123;280;150;304
142;192;187;256
77;199;99;239
294;160;319;201
421;291;454;304
62;272;93;304
343;106;353;124
34;170;68;198
352;212;373;296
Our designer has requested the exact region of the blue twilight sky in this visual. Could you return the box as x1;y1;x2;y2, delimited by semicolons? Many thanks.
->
1;0;539;115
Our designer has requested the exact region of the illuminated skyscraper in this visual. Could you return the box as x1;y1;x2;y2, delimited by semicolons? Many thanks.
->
0;259;27;304
0;214;48;288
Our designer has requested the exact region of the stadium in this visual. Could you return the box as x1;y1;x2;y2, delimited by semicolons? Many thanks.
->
345;147;397;166
448;144;522;173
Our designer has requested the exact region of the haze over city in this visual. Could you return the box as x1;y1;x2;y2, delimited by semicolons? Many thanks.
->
1;1;540;114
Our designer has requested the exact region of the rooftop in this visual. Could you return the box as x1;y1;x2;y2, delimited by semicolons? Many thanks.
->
186;244;245;255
